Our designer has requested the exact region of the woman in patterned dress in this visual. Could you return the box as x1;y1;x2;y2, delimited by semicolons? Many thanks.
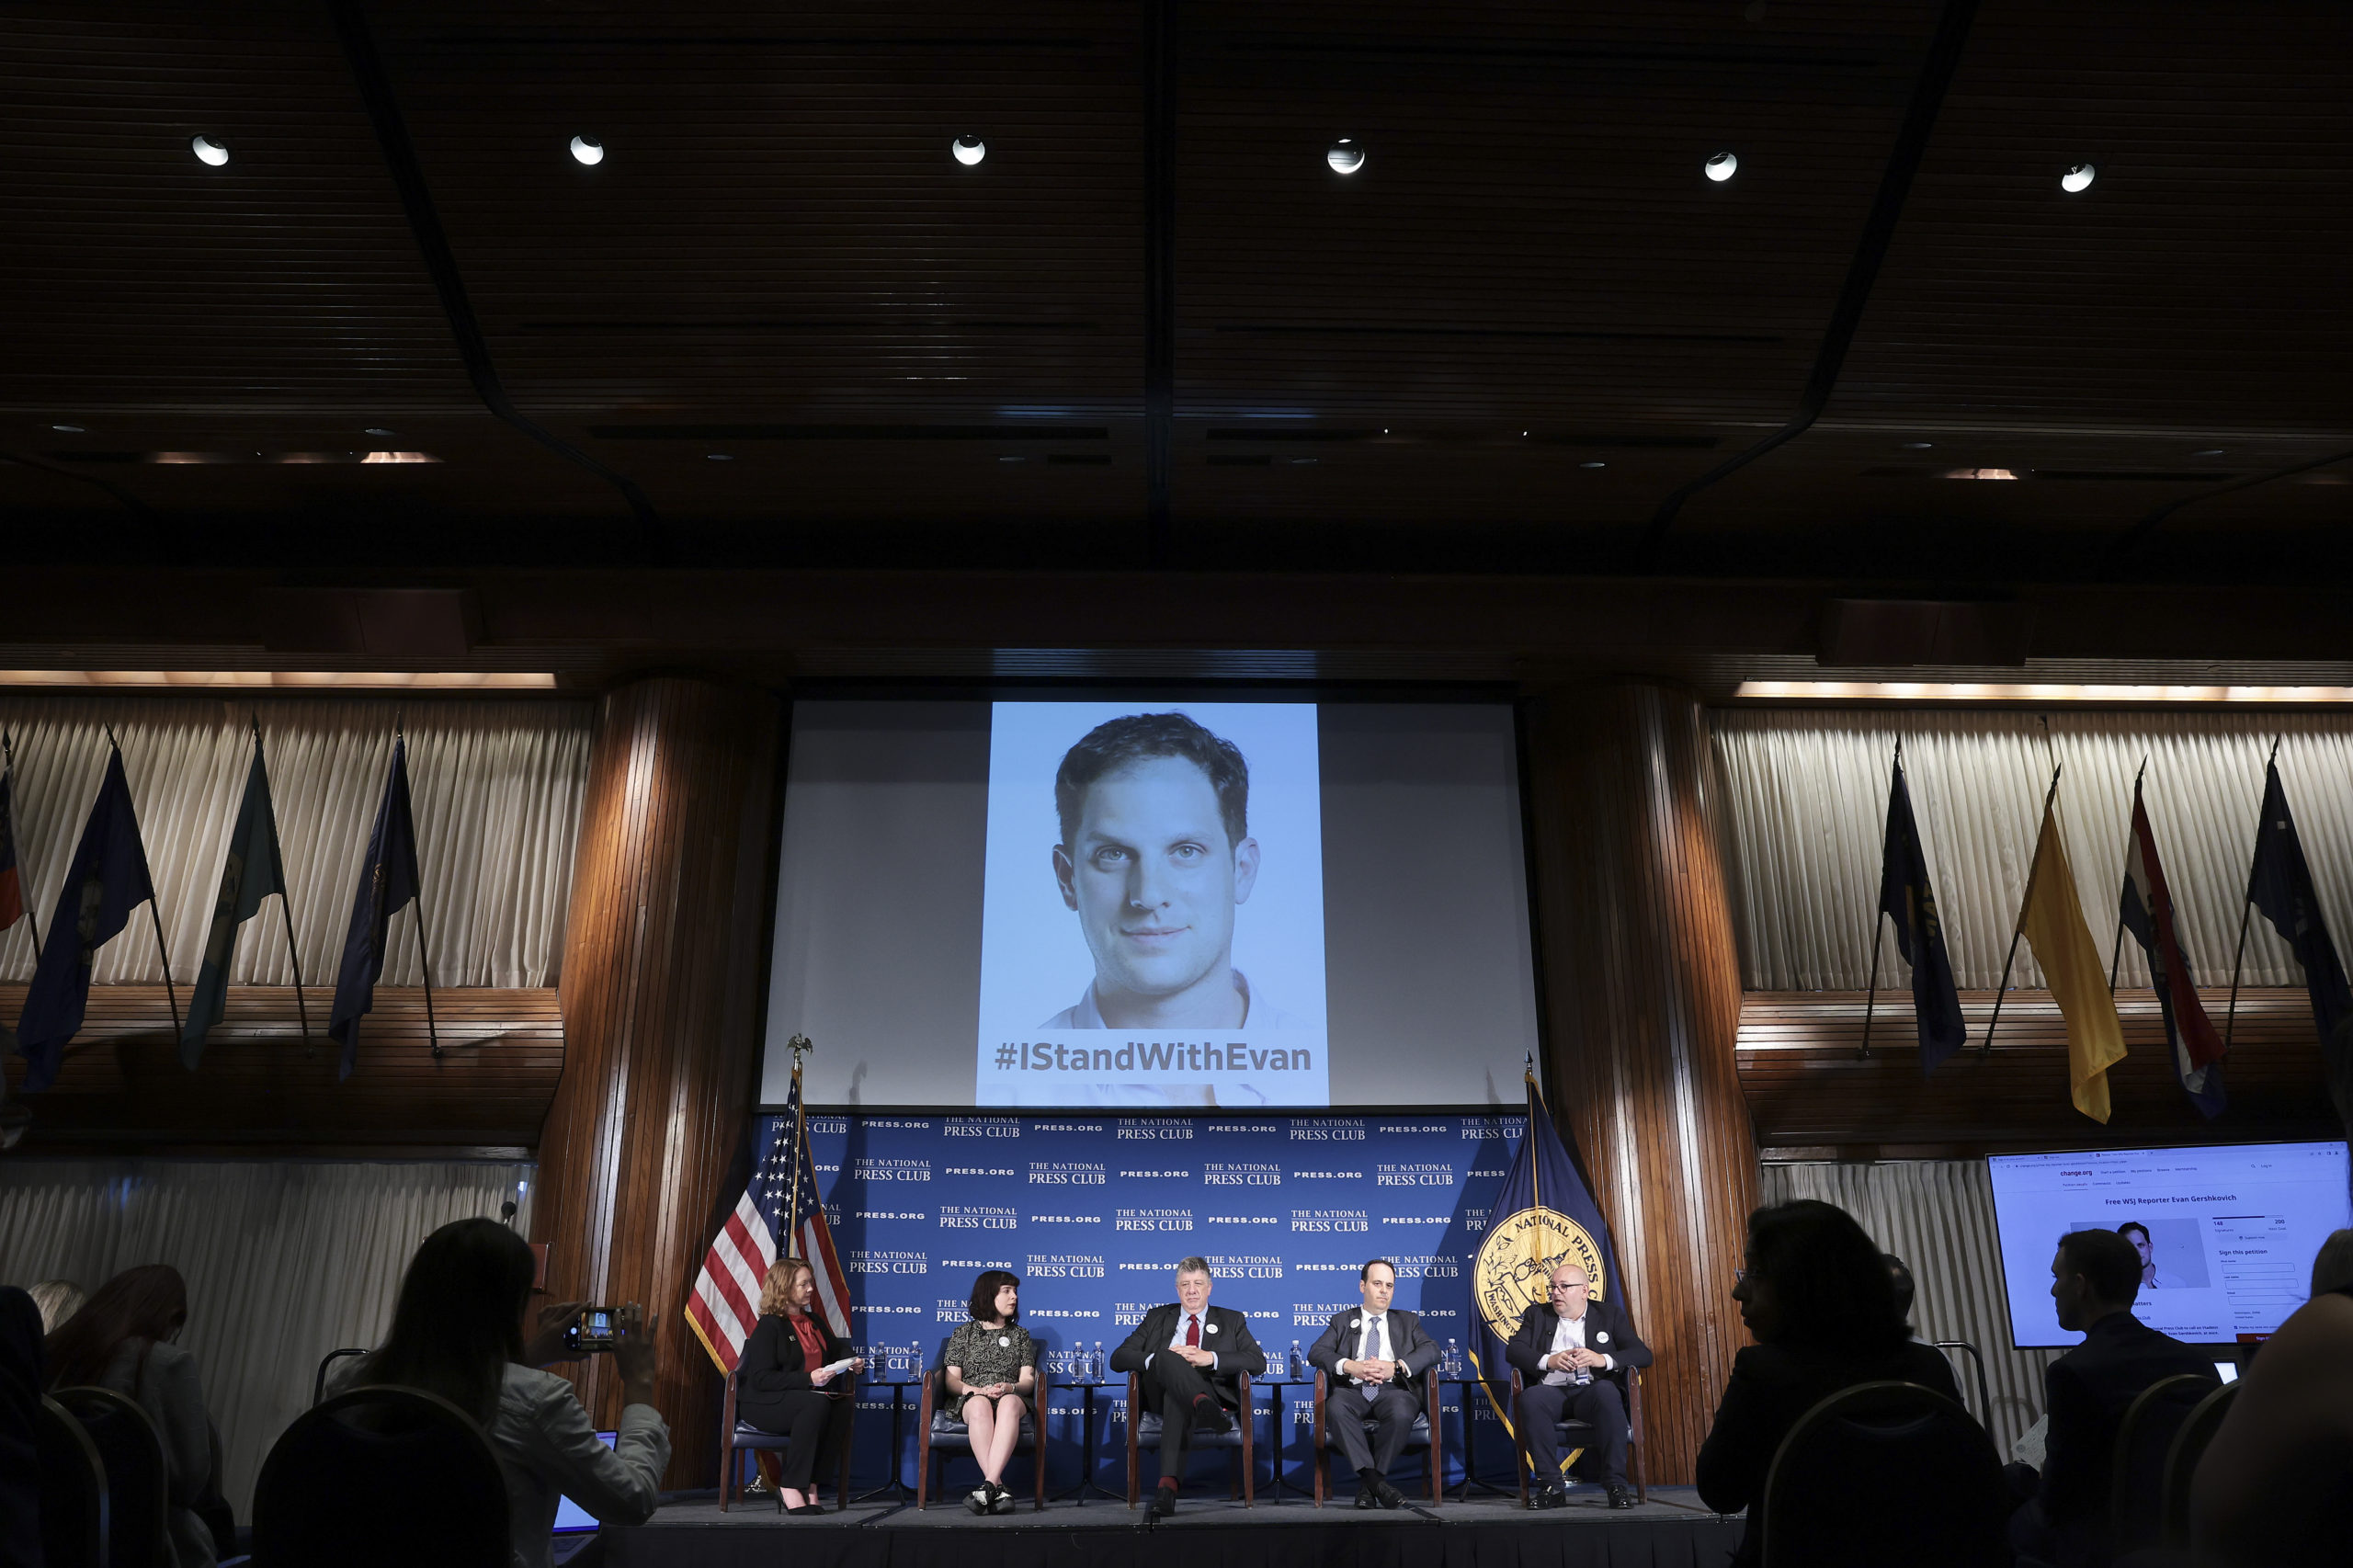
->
942;1269;1038;1514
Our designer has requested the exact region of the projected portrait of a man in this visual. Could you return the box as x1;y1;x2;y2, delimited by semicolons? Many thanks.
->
1042;713;1293;1030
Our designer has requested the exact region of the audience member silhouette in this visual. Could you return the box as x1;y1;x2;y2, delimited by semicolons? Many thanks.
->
29;1278;86;1334
2189;1228;2353;1567
0;1286;43;1568
1696;1199;1961;1567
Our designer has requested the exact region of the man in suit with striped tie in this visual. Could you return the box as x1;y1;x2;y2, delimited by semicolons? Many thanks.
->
1308;1258;1439;1509
1110;1256;1267;1518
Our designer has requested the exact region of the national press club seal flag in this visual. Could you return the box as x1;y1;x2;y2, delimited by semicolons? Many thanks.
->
1470;1059;1625;1437
687;1051;851;1373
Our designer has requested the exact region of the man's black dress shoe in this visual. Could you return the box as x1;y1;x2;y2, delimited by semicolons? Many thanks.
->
1370;1476;1407;1510
1147;1488;1178;1520
1530;1485;1569;1511
1607;1485;1636;1510
1354;1487;1378;1509
1191;1397;1233;1436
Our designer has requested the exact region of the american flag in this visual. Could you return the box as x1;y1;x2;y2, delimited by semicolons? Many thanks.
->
685;1070;852;1372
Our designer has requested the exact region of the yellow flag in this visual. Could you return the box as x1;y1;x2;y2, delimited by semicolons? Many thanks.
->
2018;800;2128;1121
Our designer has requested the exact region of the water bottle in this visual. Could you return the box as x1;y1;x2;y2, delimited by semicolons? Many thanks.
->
1092;1340;1106;1383
1291;1339;1306;1382
1446;1338;1461;1378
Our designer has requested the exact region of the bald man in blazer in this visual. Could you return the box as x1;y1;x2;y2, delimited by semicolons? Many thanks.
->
1506;1262;1653;1508
1109;1256;1267;1518
1307;1258;1438;1509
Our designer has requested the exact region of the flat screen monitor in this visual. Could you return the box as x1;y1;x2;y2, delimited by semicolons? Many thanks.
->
551;1431;618;1533
1987;1140;2351;1347
762;698;1542;1109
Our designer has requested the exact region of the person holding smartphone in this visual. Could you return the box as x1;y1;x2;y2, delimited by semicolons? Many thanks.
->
736;1258;866;1515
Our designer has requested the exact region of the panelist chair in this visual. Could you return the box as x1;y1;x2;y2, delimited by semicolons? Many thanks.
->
1757;1380;2006;1567
1311;1366;1443;1506
1508;1365;1647;1506
914;1357;1051;1510
2110;1371;2221;1562
2157;1381;2240;1551
1125;1369;1256;1507
719;1366;857;1512
51;1386;171;1568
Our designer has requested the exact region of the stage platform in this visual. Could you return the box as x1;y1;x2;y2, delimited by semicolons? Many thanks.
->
599;1489;1743;1568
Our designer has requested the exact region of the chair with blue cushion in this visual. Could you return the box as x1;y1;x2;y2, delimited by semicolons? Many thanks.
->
914;1353;1050;1511
1311;1366;1442;1506
1509;1364;1648;1505
717;1365;856;1512
1125;1368;1256;1507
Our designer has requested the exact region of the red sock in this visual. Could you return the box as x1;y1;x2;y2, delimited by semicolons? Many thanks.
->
1158;1476;1178;1491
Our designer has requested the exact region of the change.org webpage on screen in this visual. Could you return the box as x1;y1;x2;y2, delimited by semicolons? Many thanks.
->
1989;1141;2352;1346
764;699;1541;1110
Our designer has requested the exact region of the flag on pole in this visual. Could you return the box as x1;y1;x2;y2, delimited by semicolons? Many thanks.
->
1468;1060;1625;1450
1876;756;1966;1073
2018;795;2127;1122
2119;781;2225;1117
0;755;28;937
328;735;422;1080
182;734;293;1068
15;747;162;1093
2244;760;2353;1125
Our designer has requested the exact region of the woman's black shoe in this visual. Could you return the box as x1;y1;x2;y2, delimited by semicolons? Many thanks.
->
789;1503;827;1517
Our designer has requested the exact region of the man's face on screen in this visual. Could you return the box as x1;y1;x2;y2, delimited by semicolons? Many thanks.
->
1054;755;1259;1017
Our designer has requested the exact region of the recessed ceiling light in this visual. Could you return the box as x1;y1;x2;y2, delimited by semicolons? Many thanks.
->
953;135;986;166
570;135;604;166
51;423;85;434
364;426;396;437
2061;162;2096;193
1900;440;1934;449
189;135;229;167
1705;151;1738;182
1326;138;1365;176
706;452;732;461
1581;460;1607;469
2191;449;2225;458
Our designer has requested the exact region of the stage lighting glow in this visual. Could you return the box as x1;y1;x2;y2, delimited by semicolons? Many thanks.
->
1326;138;1365;175
2062;162;2096;192
191;136;229;166
1734;680;2353;704
954;135;986;165
570;135;605;166
1705;151;1737;182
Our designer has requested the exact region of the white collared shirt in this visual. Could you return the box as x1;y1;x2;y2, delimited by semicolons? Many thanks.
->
1542;1311;1615;1387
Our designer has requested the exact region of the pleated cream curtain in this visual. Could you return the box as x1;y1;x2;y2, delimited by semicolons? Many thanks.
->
0;696;592;987
0;1156;535;1515
1713;708;2353;992
1758;1159;2059;1456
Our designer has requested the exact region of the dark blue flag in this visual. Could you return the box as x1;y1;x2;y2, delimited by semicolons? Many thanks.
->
328;736;422;1080
2245;761;2353;1123
15;748;160;1092
1469;1066;1626;1452
1879;758;1967;1074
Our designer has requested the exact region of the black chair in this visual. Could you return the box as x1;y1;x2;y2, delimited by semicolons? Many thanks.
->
1508;1365;1648;1505
312;1346;369;1406
1125;1368;1256;1506
1310;1366;1442;1506
1758;1380;2006;1568
51;1386;169;1568
252;1386;507;1567
2158;1381;2239;1551
914;1358;1050;1510
35;1393;108;1568
718;1365;856;1512
2111;1371;2221;1560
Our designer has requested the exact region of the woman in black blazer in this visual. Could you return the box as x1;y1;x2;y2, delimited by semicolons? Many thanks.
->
737;1258;864;1515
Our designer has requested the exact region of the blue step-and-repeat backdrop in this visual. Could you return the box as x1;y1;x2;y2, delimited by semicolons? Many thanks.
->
784;1108;1534;1494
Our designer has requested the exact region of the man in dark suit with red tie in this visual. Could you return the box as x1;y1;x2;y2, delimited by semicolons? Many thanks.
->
1110;1256;1267;1517
1506;1262;1653;1509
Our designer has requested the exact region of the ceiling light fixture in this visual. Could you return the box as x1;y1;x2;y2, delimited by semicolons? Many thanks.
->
706;452;733;461
1581;460;1607;469
1326;138;1365;175
0;670;557;691
1900;440;1934;449
1944;467;2018;480
570;135;605;166
953;135;986;166
2061;162;2096;193
2191;449;2225;458
51;423;85;434
364;426;397;437
1705;151;1738;182
190;136;229;166
1736;680;2353;705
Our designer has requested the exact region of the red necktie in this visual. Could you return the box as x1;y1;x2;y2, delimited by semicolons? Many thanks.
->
1186;1313;1200;1348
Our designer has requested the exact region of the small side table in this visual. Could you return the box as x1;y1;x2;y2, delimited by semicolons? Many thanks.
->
852;1376;914;1504
1052;1379;1121;1504
1254;1380;1303;1504
1444;1377;1515;1501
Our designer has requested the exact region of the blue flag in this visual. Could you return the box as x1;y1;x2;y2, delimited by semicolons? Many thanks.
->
1878;757;1966;1074
1469;1067;1626;1445
328;736;422;1080
15;748;161;1093
2245;761;2353;1125
182;736;290;1068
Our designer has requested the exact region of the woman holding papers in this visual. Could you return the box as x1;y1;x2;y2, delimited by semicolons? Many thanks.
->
738;1258;865;1515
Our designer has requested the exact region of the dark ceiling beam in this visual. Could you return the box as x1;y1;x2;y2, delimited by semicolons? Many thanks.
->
2109;445;2353;561
1635;0;1981;563
0;449;177;562
1143;0;1176;568
325;0;665;549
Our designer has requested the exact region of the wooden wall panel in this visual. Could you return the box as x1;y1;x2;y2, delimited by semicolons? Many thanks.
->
0;984;560;1154
531;676;781;1491
1740;987;2338;1155
1524;683;1758;1487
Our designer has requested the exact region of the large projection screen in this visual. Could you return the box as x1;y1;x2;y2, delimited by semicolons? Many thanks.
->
763;699;1542;1108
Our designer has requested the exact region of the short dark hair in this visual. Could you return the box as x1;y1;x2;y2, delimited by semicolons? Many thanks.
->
2116;1221;2151;1244
1055;713;1248;852
1744;1199;1906;1353
1884;1254;1916;1323
2059;1228;2143;1304
1360;1258;1396;1282
968;1269;1020;1323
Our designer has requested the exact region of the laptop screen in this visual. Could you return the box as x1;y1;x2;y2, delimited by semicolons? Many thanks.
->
551;1433;620;1533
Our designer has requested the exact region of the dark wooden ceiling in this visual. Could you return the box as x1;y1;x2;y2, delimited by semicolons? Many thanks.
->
3;1;2346;581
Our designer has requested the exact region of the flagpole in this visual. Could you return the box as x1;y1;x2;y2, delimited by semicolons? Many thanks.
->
2108;757;2148;994
1524;1053;1541;1219
784;1035;813;1260
255;719;313;1044
1;728;41;963
2223;737;2282;1053
107;728;182;1040
1984;761;2063;1056
1859;738;1901;1061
